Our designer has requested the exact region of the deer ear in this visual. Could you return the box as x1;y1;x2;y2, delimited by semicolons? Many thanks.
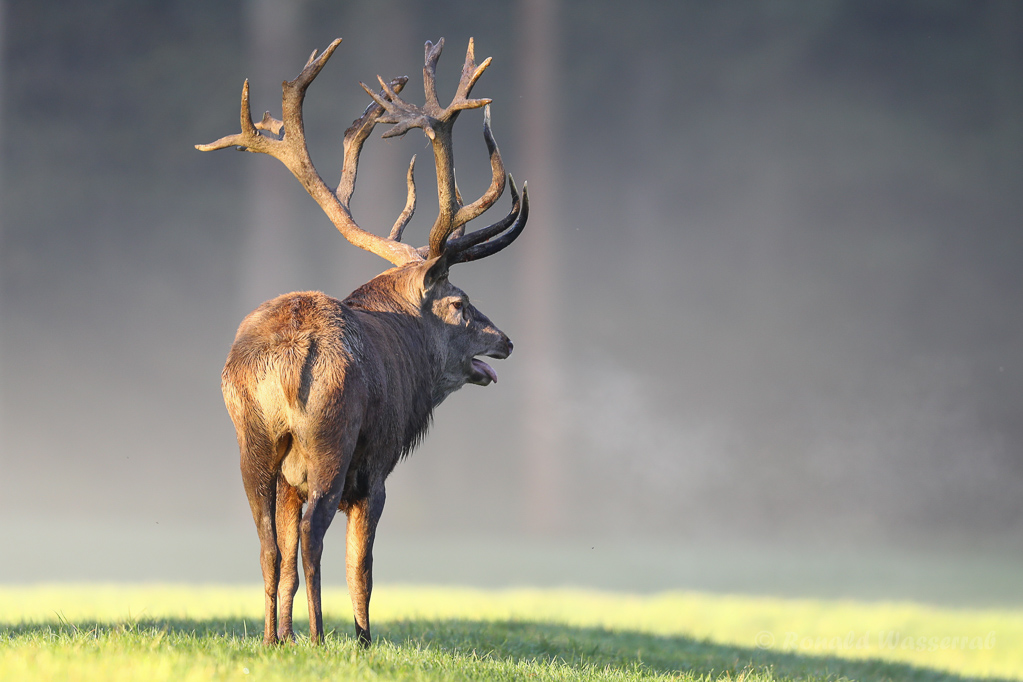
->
421;255;450;292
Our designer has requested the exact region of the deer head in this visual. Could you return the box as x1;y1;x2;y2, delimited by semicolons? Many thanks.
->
343;254;514;404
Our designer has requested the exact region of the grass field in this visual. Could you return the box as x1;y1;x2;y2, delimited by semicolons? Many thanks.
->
1;585;1021;681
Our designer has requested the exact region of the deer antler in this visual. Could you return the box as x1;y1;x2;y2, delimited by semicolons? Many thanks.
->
360;38;524;262
196;39;421;267
197;37;526;269
446;177;529;263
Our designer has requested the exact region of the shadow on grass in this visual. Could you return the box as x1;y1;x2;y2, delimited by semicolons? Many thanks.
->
375;618;1010;682
2;616;1011;682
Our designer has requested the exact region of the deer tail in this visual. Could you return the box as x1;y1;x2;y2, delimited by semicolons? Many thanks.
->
278;332;316;409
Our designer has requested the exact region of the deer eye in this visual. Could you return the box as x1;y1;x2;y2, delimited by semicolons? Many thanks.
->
450;299;470;322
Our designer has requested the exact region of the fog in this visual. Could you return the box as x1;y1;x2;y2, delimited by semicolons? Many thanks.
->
1;1;1021;602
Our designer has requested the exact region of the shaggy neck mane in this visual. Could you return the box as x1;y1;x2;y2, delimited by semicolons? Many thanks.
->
343;266;421;315
341;267;437;458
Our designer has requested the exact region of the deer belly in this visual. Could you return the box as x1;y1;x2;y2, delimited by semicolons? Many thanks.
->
280;449;308;496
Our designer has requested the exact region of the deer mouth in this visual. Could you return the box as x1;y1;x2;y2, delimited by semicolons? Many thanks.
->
469;357;499;385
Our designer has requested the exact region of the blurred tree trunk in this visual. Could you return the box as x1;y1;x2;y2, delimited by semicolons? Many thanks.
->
0;0;6;458
329;0;415;293
991;0;1022;185
518;0;565;534
241;0;305;307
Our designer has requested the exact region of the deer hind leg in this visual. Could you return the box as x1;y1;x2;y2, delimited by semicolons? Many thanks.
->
345;482;386;647
298;431;357;645
239;434;283;646
275;475;303;642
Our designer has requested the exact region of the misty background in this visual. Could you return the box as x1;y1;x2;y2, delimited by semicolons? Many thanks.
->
1;1;1021;604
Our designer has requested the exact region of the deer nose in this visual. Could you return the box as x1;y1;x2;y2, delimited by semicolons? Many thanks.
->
486;332;512;360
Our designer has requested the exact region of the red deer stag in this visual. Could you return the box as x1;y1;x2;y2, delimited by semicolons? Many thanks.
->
196;37;527;646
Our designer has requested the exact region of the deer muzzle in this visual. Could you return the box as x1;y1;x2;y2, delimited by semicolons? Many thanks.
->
469;334;512;385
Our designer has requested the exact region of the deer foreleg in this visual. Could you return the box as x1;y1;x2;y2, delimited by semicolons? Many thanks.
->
345;483;386;647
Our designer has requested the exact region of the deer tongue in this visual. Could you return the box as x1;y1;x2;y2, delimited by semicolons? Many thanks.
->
472;358;498;383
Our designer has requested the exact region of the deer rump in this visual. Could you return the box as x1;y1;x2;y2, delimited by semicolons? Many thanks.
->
222;289;434;506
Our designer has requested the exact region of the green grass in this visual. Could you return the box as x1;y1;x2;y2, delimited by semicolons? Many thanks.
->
1;585;1020;681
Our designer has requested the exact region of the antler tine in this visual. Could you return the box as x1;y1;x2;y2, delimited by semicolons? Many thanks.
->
290;40;340;91
360;79;434;140
339;76;409;206
449;182;529;263
418;177;523;261
278;38;343;150
255;111;284;138
389;155;418;241
451;38;494;112
453;104;506;226
197;39;421;267
423;39;444;112
447;175;520;251
195;80;267;153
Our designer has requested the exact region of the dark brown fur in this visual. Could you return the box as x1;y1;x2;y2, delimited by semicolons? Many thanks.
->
222;260;511;645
